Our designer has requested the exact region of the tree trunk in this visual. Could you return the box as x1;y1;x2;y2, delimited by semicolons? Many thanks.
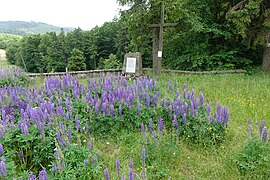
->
262;32;270;69
152;27;159;74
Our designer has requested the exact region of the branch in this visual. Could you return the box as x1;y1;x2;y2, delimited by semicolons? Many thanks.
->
226;0;249;17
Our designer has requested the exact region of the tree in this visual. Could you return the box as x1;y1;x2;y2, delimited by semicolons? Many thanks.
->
226;0;270;69
19;34;42;72
46;30;68;72
67;48;86;71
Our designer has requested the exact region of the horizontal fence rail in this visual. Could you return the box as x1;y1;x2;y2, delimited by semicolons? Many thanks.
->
143;68;247;75
26;68;246;77
27;69;122;77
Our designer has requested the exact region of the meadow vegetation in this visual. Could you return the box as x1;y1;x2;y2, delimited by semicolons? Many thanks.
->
0;68;269;179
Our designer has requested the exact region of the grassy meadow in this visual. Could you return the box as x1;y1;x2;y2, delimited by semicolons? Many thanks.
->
90;71;270;179
0;65;270;179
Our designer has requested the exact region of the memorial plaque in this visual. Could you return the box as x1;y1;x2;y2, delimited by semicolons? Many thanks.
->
123;52;142;76
126;58;136;73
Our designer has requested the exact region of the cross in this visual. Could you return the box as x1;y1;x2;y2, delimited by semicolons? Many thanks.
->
149;3;178;75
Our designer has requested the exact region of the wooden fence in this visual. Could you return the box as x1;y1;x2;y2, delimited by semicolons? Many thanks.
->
27;69;122;77
27;68;246;77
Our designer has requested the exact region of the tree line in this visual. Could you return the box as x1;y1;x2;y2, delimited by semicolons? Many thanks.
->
5;0;270;72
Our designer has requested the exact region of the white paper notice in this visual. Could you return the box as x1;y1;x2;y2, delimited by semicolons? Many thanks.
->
126;58;136;73
158;51;162;58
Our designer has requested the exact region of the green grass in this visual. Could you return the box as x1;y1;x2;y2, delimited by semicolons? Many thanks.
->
88;71;270;179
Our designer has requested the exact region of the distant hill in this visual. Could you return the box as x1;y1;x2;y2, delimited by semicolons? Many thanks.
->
0;21;74;36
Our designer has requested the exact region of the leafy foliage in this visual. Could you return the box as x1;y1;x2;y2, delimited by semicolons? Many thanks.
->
98;54;121;69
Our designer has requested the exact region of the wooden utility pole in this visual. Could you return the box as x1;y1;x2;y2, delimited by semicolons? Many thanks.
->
149;3;178;75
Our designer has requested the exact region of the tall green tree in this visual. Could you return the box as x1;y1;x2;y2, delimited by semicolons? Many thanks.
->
19;34;42;72
46;30;68;72
68;48;86;71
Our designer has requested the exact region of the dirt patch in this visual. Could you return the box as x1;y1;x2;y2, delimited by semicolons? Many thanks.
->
0;49;6;58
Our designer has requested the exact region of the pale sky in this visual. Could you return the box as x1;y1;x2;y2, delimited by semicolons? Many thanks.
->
0;0;122;30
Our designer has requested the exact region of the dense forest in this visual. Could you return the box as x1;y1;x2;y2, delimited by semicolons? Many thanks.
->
0;21;73;36
3;0;270;72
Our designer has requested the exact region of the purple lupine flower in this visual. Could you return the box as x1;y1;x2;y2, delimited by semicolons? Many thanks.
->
176;89;179;98
163;100;168;109
38;168;47;180
121;176;126;180
85;121;89;134
158;118;163;136
52;163;57;173
248;125;252;140
110;103;114;119
216;101;221;114
104;167;110;180
68;126;72;142
0;124;6;138
145;95;150;109
141;122;145;134
137;100;141;116
190;101;195;117
95;101;100;115
182;102;188;115
199;90;204;105
0;157;6;177
75;115;81;132
18;120;29;135
28;172;36;180
0;144;3;155
183;88;187;99
88;140;92;149
84;159;89;165
102;100;108;116
262;128;268;142
223;107;229;126
129;156;133;169
142;148;146;162
56;131;64;145
260;120;266;137
62;162;65;169
148;119;153;136
97;152;100;161
119;104;123;118
195;99;199;112
182;113;187;125
19;152;24;159
116;160;121;177
206;104;211;116
175;105;180;118
91;157;95;165
167;81;172;90
173;115;179;135
169;103;173;118
129;168;133;180
248;118;252;139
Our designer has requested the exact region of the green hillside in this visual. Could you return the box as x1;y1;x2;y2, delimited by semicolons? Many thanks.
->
0;33;22;49
0;21;74;36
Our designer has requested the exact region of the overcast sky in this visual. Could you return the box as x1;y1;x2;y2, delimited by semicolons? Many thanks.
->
0;0;122;30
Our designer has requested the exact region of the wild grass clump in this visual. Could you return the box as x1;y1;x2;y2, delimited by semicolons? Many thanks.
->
235;119;270;178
